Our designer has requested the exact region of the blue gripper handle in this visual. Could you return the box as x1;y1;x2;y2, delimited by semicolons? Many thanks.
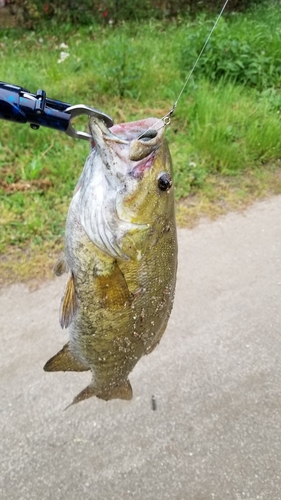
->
0;81;71;132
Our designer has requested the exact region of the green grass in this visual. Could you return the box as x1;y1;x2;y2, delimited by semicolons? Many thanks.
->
1;1;281;283
181;2;281;90
171;80;281;199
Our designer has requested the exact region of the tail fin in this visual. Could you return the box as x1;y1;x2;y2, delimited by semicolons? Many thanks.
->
65;379;133;409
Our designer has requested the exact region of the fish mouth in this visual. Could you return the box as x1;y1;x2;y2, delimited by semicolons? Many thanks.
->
89;116;166;177
77;117;166;261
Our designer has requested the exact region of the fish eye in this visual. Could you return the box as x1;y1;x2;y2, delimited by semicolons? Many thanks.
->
158;172;172;192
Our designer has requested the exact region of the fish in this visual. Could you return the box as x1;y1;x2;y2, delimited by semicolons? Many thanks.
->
44;116;178;406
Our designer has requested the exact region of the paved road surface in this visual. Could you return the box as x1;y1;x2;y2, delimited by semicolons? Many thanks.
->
1;196;281;500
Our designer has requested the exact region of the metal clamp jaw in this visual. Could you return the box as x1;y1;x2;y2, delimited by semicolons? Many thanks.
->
0;81;114;140
65;104;113;140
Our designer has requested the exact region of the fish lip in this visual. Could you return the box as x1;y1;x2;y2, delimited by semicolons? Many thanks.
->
89;116;129;146
129;151;156;179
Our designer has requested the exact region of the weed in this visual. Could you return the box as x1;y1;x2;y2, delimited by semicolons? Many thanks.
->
181;6;281;90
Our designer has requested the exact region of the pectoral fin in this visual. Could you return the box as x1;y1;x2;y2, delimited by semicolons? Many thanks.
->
53;255;68;276
95;263;133;309
60;273;77;328
44;342;90;372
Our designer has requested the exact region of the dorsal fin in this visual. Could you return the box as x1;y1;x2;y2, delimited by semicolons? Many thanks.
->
60;273;77;328
43;342;89;372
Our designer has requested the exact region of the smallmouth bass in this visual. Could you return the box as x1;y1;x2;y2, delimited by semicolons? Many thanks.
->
44;117;178;406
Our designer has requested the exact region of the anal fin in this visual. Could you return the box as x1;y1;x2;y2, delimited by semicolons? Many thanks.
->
60;273;77;328
43;342;89;372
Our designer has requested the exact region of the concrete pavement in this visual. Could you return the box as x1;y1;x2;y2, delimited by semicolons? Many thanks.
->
1;196;281;500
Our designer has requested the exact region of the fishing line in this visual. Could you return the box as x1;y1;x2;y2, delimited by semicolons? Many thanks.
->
138;0;230;138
